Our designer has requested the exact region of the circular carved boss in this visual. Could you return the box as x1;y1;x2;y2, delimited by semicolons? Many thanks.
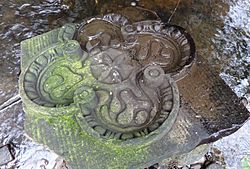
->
23;40;87;107
75;48;180;141
76;69;179;141
121;20;195;80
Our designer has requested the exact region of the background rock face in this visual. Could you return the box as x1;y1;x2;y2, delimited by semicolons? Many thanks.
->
0;0;249;168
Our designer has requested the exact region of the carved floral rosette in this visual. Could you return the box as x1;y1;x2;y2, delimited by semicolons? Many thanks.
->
20;13;195;145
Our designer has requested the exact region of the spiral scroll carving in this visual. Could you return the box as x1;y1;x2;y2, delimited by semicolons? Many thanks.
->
23;40;86;107
23;13;195;141
121;21;195;79
76;14;128;52
77;49;179;139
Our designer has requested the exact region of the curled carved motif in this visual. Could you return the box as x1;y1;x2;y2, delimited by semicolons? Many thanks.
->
23;40;87;107
77;49;180;139
121;21;195;79
22;13;195;141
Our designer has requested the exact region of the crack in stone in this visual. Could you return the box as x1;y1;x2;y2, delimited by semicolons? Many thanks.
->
168;0;181;23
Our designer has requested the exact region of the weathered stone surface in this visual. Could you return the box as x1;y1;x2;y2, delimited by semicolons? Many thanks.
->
19;13;249;169
0;145;13;166
177;56;249;136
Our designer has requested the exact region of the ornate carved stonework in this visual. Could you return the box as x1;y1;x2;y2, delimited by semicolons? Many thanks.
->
121;21;194;79
81;48;180;140
23;40;86;107
19;13;205;169
22;14;195;142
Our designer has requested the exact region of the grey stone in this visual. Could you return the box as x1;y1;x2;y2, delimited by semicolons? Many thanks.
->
206;163;224;169
0;145;13;166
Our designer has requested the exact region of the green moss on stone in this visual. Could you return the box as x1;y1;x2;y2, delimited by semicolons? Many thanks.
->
21;23;152;169
25;107;149;169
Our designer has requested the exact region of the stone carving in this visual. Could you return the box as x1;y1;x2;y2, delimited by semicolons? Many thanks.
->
23;40;86;107
90;49;134;84
19;12;250;169
22;14;194;141
78;48;179;140
76;14;128;52
121;21;195;79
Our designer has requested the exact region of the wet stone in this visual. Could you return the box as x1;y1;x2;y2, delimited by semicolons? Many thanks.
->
18;12;249;169
0;144;13;166
206;163;224;169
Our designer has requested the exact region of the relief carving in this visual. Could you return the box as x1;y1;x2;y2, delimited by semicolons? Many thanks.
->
22;14;195;141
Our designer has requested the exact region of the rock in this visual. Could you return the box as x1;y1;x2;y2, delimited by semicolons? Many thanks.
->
0;144;13;166
19;12;249;169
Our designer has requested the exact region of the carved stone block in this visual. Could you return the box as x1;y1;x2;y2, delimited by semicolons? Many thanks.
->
19;13;249;169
